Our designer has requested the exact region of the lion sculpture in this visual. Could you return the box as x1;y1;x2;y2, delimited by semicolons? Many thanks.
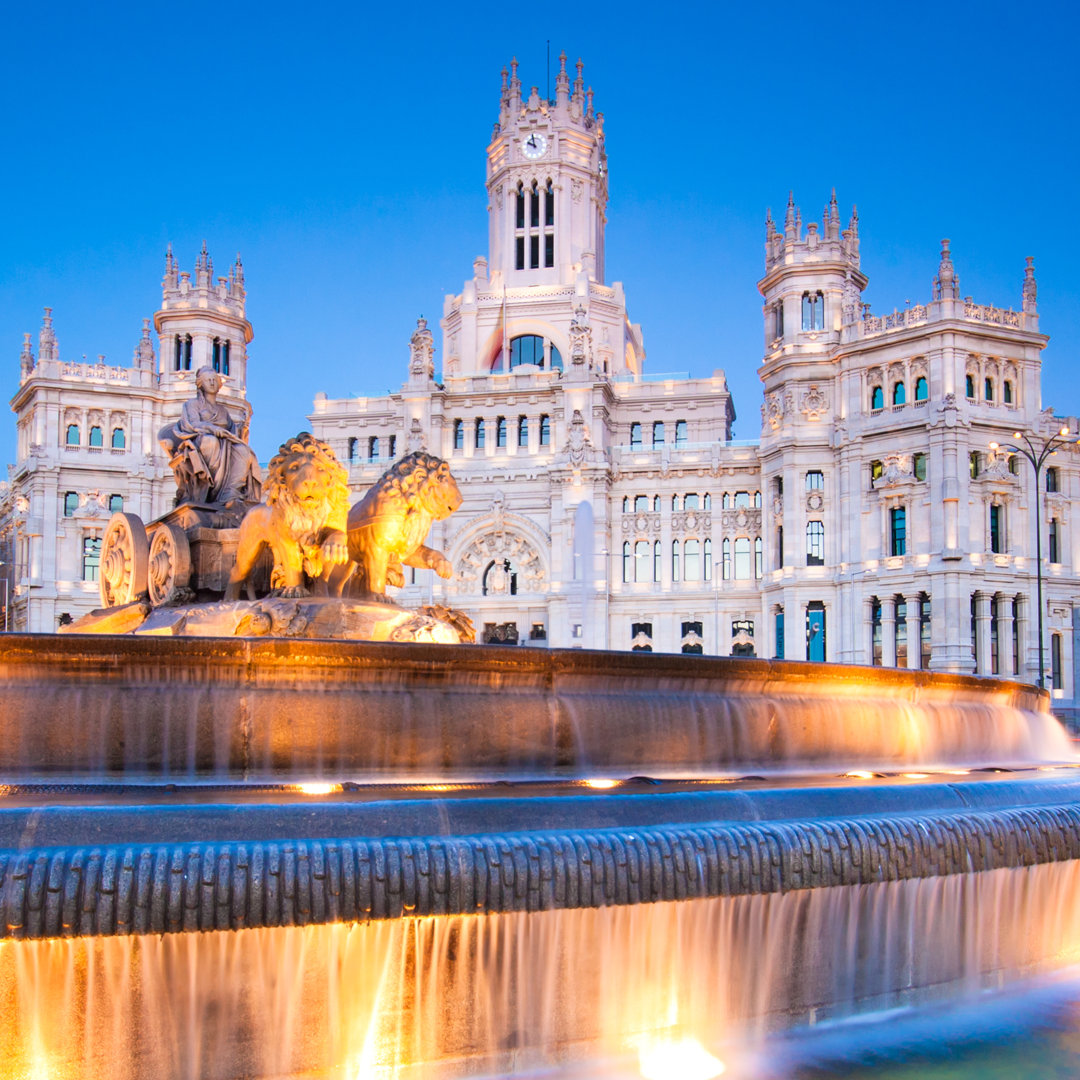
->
225;432;350;600
334;451;461;598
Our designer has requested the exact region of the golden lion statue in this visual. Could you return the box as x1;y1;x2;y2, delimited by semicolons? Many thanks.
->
225;432;350;600
334;451;461;598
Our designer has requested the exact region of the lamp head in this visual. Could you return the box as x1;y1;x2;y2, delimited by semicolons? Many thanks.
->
1013;431;1023;439
989;441;999;450
1061;426;1071;436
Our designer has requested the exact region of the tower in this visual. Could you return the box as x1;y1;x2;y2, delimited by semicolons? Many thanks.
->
155;244;253;423
486;53;607;286
442;56;643;382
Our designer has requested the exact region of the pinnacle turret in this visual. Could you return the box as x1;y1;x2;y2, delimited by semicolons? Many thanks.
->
1023;255;1037;313
20;333;33;377
932;238;959;300
38;307;58;362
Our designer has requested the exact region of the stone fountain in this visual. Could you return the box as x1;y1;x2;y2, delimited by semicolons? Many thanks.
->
2;387;1080;1079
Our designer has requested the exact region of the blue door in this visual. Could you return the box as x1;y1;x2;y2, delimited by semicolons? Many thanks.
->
806;603;826;663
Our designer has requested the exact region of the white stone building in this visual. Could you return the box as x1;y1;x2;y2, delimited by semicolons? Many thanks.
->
6;245;253;632
7;55;1080;722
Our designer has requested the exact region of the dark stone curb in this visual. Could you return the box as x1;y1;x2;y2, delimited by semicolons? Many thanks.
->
3;802;1080;939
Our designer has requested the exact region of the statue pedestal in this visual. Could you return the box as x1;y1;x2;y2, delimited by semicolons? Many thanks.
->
64;596;473;644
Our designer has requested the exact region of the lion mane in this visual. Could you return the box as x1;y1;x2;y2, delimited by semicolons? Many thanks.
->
226;432;351;599
341;451;461;598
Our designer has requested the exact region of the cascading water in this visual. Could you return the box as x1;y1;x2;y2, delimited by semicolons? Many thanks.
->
0;635;1078;1079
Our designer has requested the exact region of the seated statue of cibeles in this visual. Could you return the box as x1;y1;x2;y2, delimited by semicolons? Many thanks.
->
159;367;262;508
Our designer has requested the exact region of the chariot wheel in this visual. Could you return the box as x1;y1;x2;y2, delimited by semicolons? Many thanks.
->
147;523;193;607
100;512;150;608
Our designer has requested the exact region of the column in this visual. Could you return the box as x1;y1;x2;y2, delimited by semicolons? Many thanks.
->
998;595;1015;678
862;596;875;666
975;591;993;676
882;596;896;668
905;593;923;669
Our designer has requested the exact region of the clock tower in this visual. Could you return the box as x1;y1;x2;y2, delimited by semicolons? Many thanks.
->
486;53;608;286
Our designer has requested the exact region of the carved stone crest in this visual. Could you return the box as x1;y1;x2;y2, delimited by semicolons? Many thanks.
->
409;317;435;379
800;385;829;422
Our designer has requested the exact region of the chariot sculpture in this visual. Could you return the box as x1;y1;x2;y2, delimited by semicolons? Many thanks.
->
90;372;470;641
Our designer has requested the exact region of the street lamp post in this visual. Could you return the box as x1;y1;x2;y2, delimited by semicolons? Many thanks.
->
991;424;1073;689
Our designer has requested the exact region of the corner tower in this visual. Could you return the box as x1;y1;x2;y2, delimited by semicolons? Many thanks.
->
154;244;253;405
486;54;608;287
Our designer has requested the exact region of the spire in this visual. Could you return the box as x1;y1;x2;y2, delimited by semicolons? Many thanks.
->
556;50;569;105
1022;255;1038;313
231;252;245;298
134;318;155;369
573;58;585;103
933;238;959;300
586;86;594;120
38;307;58;362
765;207;778;240
826;188;840;240
164;243;178;290
784;192;796;240
20;333;34;377
508;56;521;110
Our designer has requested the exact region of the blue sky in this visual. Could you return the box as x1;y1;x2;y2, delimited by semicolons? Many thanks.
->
1;1;1077;464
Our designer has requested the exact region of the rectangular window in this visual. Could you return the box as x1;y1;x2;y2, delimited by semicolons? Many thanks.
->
776;525;784;568
388;435;396;459
539;415;550;446
515;237;525;271
630;423;642;449
530;235;540;269
913;452;927;481
1052;632;1063;690
516;190;525;229
684;539;701;582
545;188;554;227
518;416;528;447
733;537;750;580
890;506;907;557
990;504;1003;553
475;420;486;450
82;535;102;582
1049;519;1061;564
970;451;980;479
64;492;78;517
675;420;688;447
806;520;825;566
544;234;554;268
496;417;507;448
1047;467;1059;493
895;598;908;667
453;420;464;450
921;596;932;669
684;493;699;510
530;189;540;228
653;422;665;446
991;597;1000;675
774;609;785;660
774;304;784;340
871;599;882;666
806;602;826;662
806;470;824;491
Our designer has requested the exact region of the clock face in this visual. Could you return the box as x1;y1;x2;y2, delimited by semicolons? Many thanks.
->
521;131;548;160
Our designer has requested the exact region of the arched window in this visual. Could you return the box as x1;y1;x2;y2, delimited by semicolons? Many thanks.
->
630;422;642;449
111;428;125;449
892;382;906;406
539;415;551;446
222;340;230;376
722;493;731;509
672;540;680;582
754;491;762;508
82;535;102;581
475;418;486;449
634;540;651;583
388;435;397;459
703;493;711;510
1004;380;1013;404
452;421;464;451
66;424;80;446
518;416;528;447
806;521;825;565
653;421;665;446
174;336;182;371
704;538;712;581
734;537;751;580
544;178;555;268
212;337;222;373
509;335;544;368
801;291;824;331
965;374;975;399
653;495;661;511
108;494;123;513
549;344;563;371
496;416;507;448
984;377;994;402
914;375;928;402
368;436;379;461
63;492;78;517
684;539;701;582
182;335;192;371
89;426;103;448
871;385;884;410
672;494;680;512
622;496;629;513
622;541;631;583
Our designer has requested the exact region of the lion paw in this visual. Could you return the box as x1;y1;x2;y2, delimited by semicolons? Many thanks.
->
275;585;311;599
433;555;453;579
